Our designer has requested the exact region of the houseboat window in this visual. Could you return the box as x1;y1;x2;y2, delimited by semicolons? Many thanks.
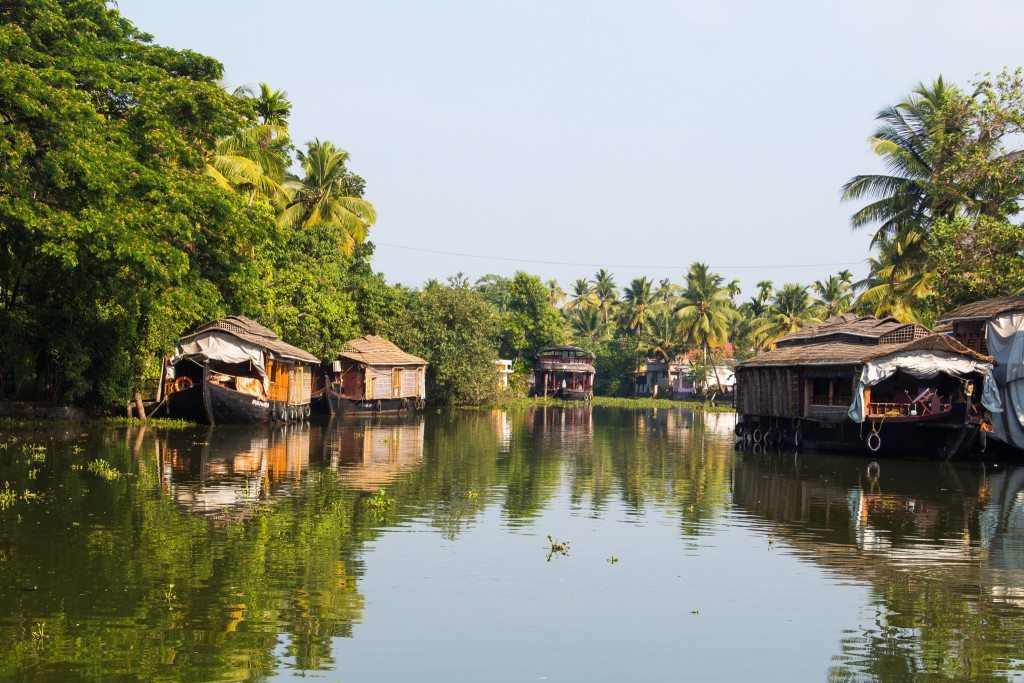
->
392;367;402;398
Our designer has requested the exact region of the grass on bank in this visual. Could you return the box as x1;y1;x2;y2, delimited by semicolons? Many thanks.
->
0;416;198;430
473;396;735;413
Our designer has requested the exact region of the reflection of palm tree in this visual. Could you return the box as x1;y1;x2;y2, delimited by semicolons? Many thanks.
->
278;140;377;254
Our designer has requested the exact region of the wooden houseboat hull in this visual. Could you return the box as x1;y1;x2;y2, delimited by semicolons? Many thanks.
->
736;414;981;459
320;386;424;415
161;375;309;425
162;384;207;423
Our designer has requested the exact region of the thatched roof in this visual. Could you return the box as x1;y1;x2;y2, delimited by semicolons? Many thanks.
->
337;335;426;367
738;333;990;368
936;296;1024;323
775;314;928;347
182;316;320;364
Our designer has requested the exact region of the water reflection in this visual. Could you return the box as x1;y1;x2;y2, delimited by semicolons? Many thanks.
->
0;409;1023;680
324;415;425;491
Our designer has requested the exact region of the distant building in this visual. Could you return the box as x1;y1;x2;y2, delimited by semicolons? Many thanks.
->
531;346;595;400
633;349;735;399
494;359;514;389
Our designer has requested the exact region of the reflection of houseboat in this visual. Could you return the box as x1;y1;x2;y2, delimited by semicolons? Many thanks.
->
530;346;595;400
158;424;314;518
316;336;427;415
161;316;319;424
937;297;1024;452
323;415;425;490
734;315;1001;458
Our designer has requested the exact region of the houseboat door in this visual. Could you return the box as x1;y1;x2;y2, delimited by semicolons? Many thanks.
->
392;368;402;398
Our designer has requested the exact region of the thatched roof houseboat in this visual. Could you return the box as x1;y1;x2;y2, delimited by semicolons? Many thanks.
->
530;346;595;400
938;296;1024;451
161;316;319;424
316;335;427;415
734;314;1001;458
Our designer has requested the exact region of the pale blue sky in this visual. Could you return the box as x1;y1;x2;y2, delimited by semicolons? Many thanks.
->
121;0;1024;296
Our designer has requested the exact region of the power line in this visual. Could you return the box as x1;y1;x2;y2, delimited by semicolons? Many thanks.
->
373;241;864;271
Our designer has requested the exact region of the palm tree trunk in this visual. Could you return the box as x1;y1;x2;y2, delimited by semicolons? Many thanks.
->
706;342;725;395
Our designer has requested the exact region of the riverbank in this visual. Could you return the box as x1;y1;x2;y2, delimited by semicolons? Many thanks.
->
0;416;198;431
472;396;736;412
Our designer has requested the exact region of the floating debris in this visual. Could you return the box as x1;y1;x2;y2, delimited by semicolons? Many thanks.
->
607;556;618;564
546;535;569;561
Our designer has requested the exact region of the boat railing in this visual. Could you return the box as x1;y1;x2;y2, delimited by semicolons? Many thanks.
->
866;399;951;419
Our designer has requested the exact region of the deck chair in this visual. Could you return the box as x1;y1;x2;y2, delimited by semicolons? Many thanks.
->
911;388;937;415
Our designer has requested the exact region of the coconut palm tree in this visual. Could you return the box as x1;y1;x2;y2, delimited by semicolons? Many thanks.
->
755;280;774;304
591;269;618;327
547;279;566;307
758;284;823;343
205;84;293;205
569;307;606;343
675;262;737;392
813;275;854;318
842;79;967;247
253;83;292;126
855;232;935;323
278;139;377;253
205;127;291;203
621;277;656;335
564;278;598;312
726;278;742;302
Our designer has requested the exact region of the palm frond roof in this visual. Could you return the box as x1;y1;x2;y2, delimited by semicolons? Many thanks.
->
936;296;1024;323
336;335;426;366
774;314;929;347
182;316;319;364
738;333;989;368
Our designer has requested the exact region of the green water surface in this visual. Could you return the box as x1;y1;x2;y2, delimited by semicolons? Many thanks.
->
1;407;1022;681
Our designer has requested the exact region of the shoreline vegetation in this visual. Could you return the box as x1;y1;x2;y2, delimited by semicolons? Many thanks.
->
4;3;1024;417
469;396;736;412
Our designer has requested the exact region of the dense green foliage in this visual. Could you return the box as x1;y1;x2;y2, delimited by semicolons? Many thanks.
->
844;69;1024;320
4;0;1024;411
391;281;502;406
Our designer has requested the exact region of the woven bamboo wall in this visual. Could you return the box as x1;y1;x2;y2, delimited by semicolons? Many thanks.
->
736;367;801;418
366;366;425;400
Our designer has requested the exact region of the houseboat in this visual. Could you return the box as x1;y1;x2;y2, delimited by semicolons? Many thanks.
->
530;346;595;400
316;335;427;415
734;314;1001;459
160;316;319;424
937;296;1024;452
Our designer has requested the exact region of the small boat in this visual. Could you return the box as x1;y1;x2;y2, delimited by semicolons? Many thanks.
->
734;315;1002;459
530;346;596;400
314;335;427;415
159;316;320;425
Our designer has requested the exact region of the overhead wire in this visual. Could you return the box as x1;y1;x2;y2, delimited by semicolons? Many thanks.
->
373;241;864;271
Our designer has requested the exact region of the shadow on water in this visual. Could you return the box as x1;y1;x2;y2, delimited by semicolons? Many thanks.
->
0;407;1022;680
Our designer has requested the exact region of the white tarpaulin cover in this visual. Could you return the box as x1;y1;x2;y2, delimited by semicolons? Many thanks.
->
986;312;1024;448
848;350;1002;423
172;331;268;383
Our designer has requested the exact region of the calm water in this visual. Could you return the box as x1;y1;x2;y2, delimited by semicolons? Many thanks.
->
1;408;1023;681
